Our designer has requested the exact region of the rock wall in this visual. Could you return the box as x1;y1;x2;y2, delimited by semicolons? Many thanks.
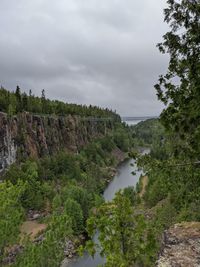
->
0;112;112;172
157;222;200;267
0;114;17;171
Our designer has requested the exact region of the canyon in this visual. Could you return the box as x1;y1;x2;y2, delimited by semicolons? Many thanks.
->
0;112;112;172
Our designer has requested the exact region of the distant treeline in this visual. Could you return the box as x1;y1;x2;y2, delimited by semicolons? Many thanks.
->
122;116;158;121
0;86;120;120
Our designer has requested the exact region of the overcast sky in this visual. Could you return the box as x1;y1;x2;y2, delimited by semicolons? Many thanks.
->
0;0;169;116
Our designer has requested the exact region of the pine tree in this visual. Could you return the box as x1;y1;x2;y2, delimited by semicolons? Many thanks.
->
22;93;28;111
15;85;22;113
83;192;155;267
155;0;200;158
0;181;25;262
41;89;46;113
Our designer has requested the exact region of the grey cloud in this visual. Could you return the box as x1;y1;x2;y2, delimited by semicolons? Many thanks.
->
0;0;168;116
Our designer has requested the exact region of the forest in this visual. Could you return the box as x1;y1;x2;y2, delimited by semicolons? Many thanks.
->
0;100;132;266
1;0;200;266
0;86;120;120
80;1;200;266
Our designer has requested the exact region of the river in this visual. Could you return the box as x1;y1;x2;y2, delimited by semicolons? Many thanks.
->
64;155;146;267
62;118;149;267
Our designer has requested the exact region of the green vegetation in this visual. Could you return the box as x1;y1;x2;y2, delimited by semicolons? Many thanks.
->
131;119;170;160
82;1;200;266
0;181;25;260
82;192;157;267
145;0;200;222
137;0;200;263
2;1;200;266
131;119;164;147
0;114;132;266
155;0;200;159
0;86;120;120
14;215;73;267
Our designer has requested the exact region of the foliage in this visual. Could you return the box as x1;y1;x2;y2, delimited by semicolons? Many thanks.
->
100;136;115;152
83;142;105;165
64;198;84;234
122;186;137;205
83;192;157;267
4;161;49;210
0;122;132;263
144;0;200;220
20;162;46;210
154;0;200;158
113;126;130;152
0;84;136;265
0;181;25;261
0;86;120;121
131;119;167;155
127;4;200;261
14;214;72;267
61;185;90;221
134;1;200;245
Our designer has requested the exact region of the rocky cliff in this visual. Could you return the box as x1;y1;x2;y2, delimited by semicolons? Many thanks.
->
157;222;200;267
0;112;112;172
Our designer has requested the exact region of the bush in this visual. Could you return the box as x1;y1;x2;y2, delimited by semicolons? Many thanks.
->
123;186;137;205
64;198;84;234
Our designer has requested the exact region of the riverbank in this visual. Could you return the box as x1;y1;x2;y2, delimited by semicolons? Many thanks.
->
103;148;127;184
62;151;146;267
139;175;148;198
60;148;128;266
1;140;130;267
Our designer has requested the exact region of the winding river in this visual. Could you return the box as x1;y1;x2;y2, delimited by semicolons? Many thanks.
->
63;151;148;267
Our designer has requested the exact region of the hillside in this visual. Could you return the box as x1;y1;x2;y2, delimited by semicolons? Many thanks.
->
0;88;132;267
0;112;114;172
0;86;120;119
1;1;200;265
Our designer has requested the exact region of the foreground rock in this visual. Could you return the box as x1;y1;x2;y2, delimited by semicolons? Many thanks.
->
2;245;24;265
64;240;76;258
157;222;200;267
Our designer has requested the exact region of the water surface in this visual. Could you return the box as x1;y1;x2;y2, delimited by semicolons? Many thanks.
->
66;157;143;267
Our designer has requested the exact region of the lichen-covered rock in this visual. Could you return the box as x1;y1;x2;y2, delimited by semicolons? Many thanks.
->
157;222;200;267
0;113;17;172
0;112;111;172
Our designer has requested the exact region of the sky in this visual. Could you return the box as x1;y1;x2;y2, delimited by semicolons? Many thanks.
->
0;0;169;116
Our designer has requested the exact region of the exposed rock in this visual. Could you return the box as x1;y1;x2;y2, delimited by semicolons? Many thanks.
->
32;213;41;220
2;245;23;265
0;112;112;172
33;234;45;244
64;240;76;258
157;222;200;267
111;147;126;163
20;221;47;241
0;113;17;173
27;210;44;220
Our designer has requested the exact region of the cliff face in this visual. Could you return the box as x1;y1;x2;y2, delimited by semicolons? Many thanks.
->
157;222;200;267
0;113;17;171
0;112;111;172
